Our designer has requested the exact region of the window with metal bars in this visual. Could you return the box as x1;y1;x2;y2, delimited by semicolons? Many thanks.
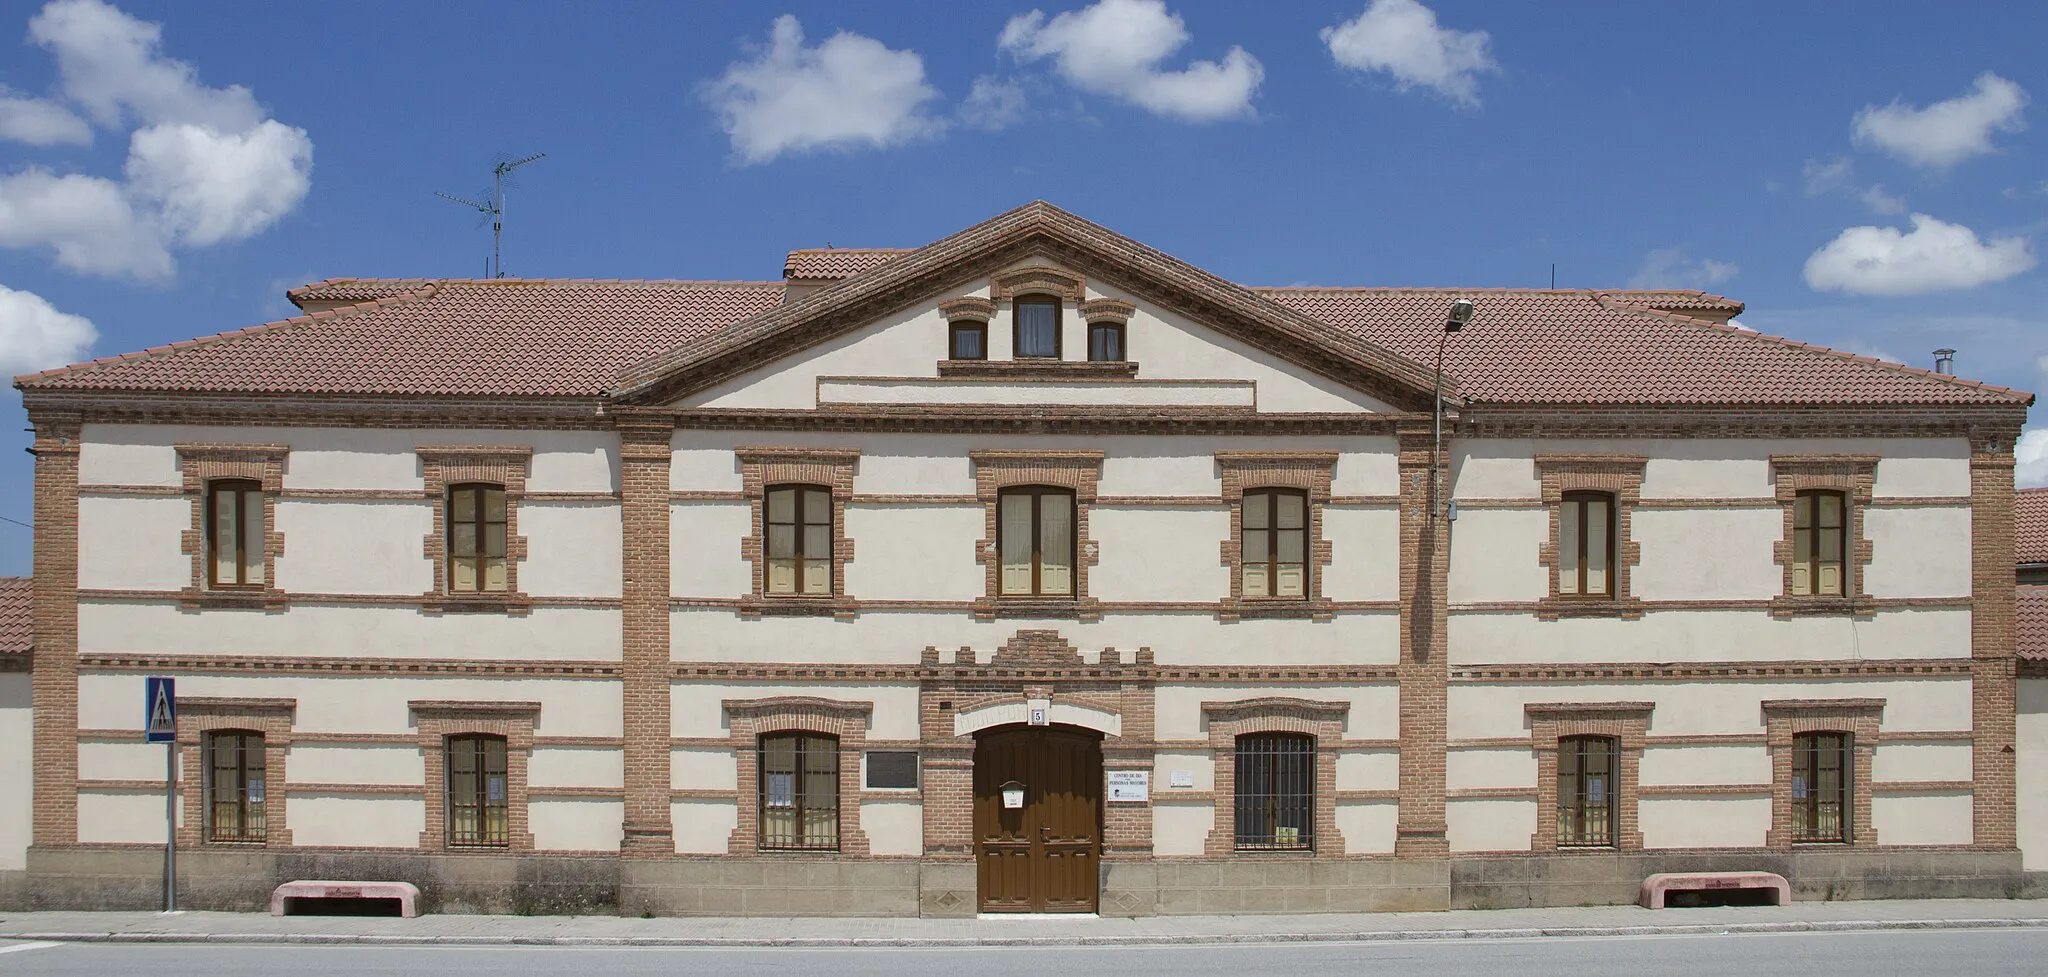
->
204;729;266;843
1556;735;1617;847
759;732;839;851
1792;731;1851;843
206;479;265;588
1791;490;1847;597
998;486;1076;596
1241;488;1308;598
446;483;508;593
446;734;510;847
765;485;832;595
1558;491;1615;597
1234;733;1314;850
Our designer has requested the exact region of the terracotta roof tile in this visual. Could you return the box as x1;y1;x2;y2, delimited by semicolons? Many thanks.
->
0;577;28;657
2019;488;2048;565
784;249;912;280
287;278;439;307
1603;289;1744;313
1255;288;2029;406
18;279;785;397
2021;584;2048;662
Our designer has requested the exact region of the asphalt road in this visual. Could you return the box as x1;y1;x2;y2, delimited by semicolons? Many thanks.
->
0;928;2043;977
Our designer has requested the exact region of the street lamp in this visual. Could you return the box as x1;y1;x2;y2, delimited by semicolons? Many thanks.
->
1432;299;1474;522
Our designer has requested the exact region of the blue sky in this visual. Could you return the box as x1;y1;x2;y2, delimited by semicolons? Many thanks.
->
1;0;2045;575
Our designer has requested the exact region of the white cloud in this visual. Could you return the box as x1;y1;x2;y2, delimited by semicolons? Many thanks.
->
999;0;1262;122
2018;427;2048;489
1860;184;1906;215
1803;214;2035;296
961;76;1027;131
1627;248;1738;290
1321;0;1497;108
0;282;97;377
705;15;944;165
1802;156;1854;196
0;87;91;145
0;0;312;279
1852;72;2028;169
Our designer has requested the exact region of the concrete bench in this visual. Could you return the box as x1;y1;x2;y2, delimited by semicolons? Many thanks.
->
271;880;420;917
1640;871;1789;909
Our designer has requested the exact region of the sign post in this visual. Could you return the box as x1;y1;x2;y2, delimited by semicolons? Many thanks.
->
144;676;177;913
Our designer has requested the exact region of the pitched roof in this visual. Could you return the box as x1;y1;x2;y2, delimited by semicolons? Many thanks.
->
0;577;28;657
784;249;912;281
1257;288;2027;406
2021;584;2048;662
13;202;2033;408
2019;488;2048;566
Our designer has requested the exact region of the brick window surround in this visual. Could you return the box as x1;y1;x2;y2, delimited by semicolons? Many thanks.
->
1763;698;1881;848
176;443;287;610
969;450;1103;621
418;446;532;614
724;696;872;856
413;700;538;851
735;446;859;618
176;697;294;848
1533;455;1645;619
1526;701;1651;851
1201;697;1348;856
939;297;995;364
1769;455;1878;617
1216;451;1337;621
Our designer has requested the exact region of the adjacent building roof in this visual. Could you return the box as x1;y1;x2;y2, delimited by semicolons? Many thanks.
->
2021;585;2048;662
14;202;2033;408
2018;488;2048;566
0;577;29;658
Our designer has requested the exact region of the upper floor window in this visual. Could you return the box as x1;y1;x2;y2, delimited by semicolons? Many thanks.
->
949;320;988;360
766;485;832;595
760;732;839;851
1013;298;1061;358
1235;733;1314;851
1556;735;1616;847
207;479;265;588
1791;490;1846;597
204;729;266;843
446;733;509;847
1791;731;1851;843
1087;320;1125;362
1241;488;1307;598
998;486;1075;596
446;483;508;593
1558;491;1615;597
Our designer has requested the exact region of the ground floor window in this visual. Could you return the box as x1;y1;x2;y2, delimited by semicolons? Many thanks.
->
447;733;509;847
1234;733;1314;850
1557;735;1616;847
205;729;266;843
1792;731;1851;843
760;732;839;851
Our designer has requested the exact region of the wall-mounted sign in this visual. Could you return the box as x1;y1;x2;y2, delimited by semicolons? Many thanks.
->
1028;708;1048;726
1002;785;1025;809
1107;770;1149;802
1169;770;1194;788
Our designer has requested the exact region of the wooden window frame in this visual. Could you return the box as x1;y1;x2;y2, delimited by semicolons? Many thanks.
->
444;483;510;594
1555;734;1618;848
1790;731;1854;844
1201;697;1348;857
1763;698;1881;848
724;697;872;856
418;446;531;613
1233;732;1317;851
444;732;512;848
1526;701;1650;851
1768;455;1877;616
1087;320;1126;362
764;484;835;596
203;728;268;844
736;447;858;617
1216;452;1337;621
949;320;989;361
204;479;266;590
1534;455;1645;619
176;697;294;849
970;450;1102;620
1239;488;1311;601
413;700;536;852
996;486;1077;598
176;444;287;610
1011;295;1063;359
756;731;841;852
1790;489;1848;597
1557;490;1618;599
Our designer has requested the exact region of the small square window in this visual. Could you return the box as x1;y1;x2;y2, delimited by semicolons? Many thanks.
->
1088;321;1125;362
865;751;919;789
949;321;987;360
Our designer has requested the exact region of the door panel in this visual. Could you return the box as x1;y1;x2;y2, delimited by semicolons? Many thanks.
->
975;726;1102;912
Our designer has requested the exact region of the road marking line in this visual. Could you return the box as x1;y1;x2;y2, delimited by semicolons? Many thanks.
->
0;942;60;955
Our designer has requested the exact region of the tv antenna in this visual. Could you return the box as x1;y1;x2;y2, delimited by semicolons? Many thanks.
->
436;152;546;278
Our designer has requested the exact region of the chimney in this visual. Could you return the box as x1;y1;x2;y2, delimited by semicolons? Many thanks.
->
1932;348;1956;375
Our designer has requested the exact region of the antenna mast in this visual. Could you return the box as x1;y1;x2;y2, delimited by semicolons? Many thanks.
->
436;152;547;278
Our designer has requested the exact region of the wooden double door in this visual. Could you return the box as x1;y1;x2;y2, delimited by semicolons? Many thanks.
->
974;726;1102;913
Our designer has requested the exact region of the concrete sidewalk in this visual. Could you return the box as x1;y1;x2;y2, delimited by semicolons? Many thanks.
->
2;898;2046;947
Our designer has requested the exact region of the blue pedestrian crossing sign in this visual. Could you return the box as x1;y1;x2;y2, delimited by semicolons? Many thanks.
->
144;676;176;743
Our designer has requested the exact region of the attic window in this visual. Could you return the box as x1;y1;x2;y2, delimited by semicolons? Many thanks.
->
1014;298;1061;359
949;321;987;360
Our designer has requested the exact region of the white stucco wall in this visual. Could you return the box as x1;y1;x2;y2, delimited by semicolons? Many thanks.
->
76;496;190;590
531;747;624;789
0;674;30;870
1452;438;1971;501
672;799;738;854
1628;509;1784;600
288;796;425;848
1448;509;1547;603
670;683;922;740
1861;507;1973;598
1320;508;1401;601
287;745;423;786
76;673;622;738
1449;679;1971;741
79;603;621;662
1872;792;1973;846
1153;684;1400;741
1151;801;1213;855
840;505;985;602
1449;609;1970;664
1447;798;1535;852
2020;678;2048;871
1640;797;1770;848
274;500;433;595
79;425;619;493
1446;748;1535;790
671;747;739;790
530;798;622;851
1092;507;1230;601
518;503;624;598
1336;800;1397;854
861;799;924;856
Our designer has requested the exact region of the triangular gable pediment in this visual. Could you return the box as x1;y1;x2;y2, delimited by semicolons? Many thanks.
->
611;202;1449;412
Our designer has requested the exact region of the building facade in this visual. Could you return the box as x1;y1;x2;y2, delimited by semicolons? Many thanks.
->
8;202;2040;914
